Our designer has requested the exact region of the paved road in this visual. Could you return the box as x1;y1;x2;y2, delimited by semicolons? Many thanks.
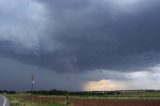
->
0;95;9;106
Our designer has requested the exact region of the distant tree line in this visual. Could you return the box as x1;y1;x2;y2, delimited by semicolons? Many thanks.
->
1;89;157;96
27;89;68;95
0;90;16;94
27;89;121;96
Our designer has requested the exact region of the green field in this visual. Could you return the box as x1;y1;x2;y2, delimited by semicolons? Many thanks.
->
7;94;70;106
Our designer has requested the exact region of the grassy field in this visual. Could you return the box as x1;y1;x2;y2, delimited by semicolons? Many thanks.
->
7;94;71;106
4;91;160;106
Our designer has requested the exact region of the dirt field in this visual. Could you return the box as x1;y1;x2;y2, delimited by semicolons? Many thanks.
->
24;96;160;106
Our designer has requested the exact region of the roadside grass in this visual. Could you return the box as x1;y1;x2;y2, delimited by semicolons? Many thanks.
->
8;94;43;106
7;94;71;106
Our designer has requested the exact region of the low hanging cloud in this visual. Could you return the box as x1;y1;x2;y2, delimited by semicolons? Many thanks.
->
82;64;160;91
1;0;160;73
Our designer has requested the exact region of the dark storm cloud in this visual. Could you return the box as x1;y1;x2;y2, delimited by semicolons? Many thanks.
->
0;57;86;91
1;0;160;73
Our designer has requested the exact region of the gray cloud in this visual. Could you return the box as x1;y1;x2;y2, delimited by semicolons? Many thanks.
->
1;0;160;73
0;57;86;91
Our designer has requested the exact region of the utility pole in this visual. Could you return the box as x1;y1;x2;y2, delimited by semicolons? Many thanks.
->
31;73;35;93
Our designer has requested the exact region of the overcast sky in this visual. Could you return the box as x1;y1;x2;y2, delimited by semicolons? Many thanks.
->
1;0;160;91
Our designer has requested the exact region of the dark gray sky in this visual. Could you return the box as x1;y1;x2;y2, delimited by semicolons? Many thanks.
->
1;0;160;91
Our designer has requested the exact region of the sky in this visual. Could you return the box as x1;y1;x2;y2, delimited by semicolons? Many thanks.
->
1;0;160;91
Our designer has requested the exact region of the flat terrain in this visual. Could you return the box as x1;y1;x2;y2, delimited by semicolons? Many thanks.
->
7;94;69;106
24;96;160;106
6;92;160;106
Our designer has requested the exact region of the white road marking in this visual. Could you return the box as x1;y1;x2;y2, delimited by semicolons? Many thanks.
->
2;95;7;106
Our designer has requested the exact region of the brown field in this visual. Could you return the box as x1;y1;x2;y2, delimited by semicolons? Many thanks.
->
24;96;160;106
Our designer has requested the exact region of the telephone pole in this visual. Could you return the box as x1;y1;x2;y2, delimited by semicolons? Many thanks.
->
31;73;35;93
